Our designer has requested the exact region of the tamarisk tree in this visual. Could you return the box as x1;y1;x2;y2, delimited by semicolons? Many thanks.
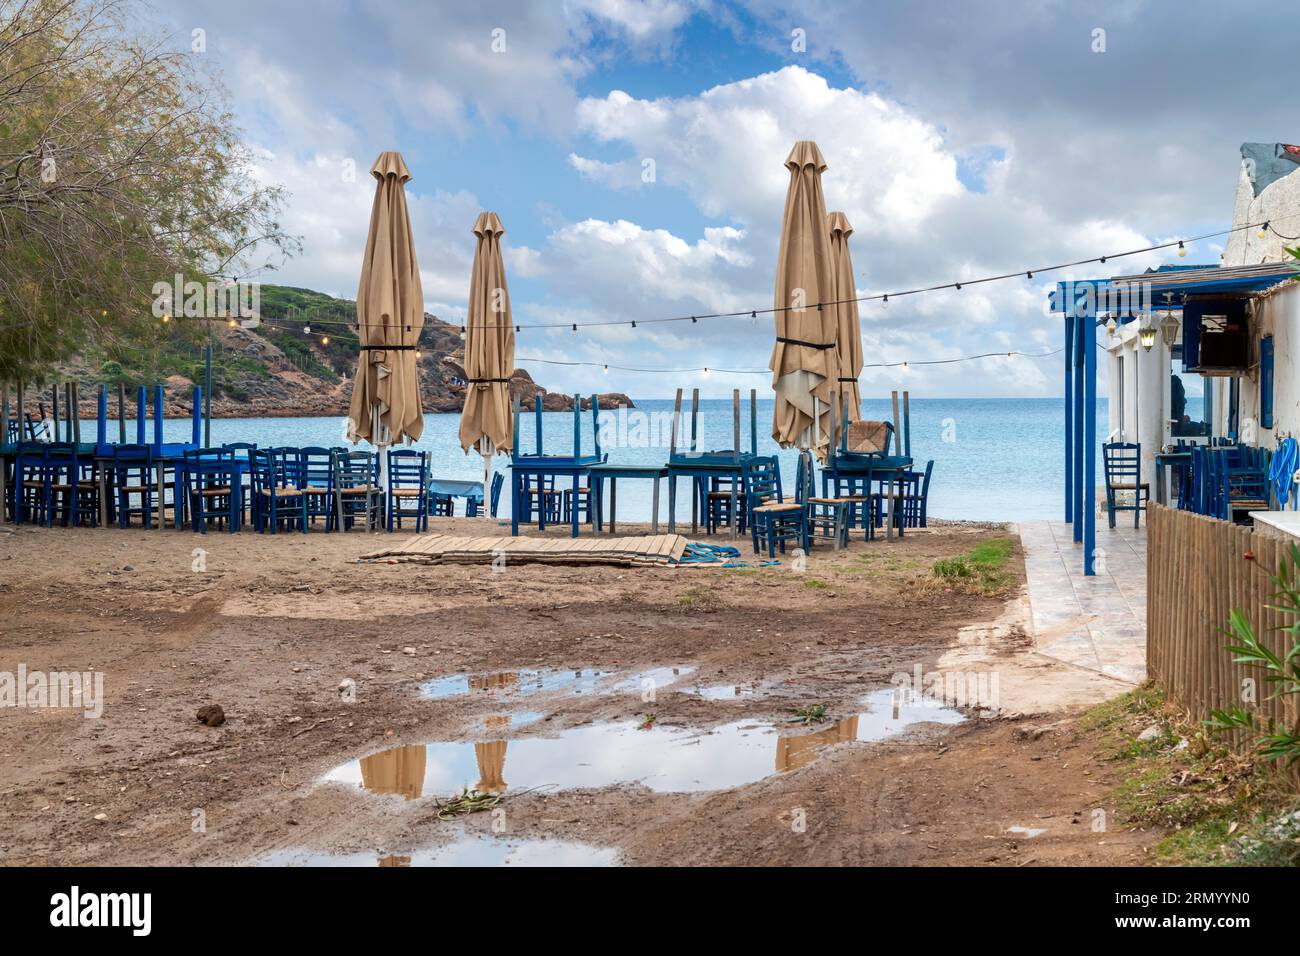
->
0;0;299;379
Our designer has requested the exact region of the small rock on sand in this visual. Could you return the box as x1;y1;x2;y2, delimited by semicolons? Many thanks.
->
196;704;226;727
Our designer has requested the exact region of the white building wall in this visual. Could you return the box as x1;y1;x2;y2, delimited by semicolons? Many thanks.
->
1103;322;1169;490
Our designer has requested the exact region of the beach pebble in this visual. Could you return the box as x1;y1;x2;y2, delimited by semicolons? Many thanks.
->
402;646;416;656
195;704;226;727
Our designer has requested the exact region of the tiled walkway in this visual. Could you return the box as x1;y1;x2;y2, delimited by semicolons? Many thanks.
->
1018;522;1147;685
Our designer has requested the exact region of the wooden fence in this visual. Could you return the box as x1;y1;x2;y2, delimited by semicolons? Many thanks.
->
1147;503;1298;734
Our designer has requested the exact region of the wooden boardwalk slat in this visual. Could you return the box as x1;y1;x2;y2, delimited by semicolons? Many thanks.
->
360;532;696;567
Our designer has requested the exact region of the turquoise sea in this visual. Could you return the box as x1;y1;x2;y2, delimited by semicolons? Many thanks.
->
106;397;1105;523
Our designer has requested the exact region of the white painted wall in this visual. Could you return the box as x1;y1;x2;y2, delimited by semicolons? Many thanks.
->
1103;321;1168;490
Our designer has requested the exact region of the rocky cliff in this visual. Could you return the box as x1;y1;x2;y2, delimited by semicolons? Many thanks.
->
45;285;633;419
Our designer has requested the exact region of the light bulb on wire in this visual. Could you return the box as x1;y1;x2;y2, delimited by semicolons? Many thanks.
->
1177;241;1187;258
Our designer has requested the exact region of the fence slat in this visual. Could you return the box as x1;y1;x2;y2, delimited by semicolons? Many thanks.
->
1147;503;1290;735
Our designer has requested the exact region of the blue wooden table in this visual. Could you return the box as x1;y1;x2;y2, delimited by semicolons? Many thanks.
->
1154;451;1192;506
427;478;484;516
666;457;753;539
589;463;668;533
823;453;913;540
508;391;606;538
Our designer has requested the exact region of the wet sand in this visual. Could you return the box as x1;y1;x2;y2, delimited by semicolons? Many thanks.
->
0;519;1153;866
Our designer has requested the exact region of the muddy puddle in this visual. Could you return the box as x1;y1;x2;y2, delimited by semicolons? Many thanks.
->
323;689;966;800
256;835;619;867
420;666;696;700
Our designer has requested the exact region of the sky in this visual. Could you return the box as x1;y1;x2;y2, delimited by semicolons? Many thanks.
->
146;0;1300;399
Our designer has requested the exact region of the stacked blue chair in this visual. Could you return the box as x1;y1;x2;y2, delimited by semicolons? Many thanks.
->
182;448;241;533
332;450;383;531
298;447;336;531
113;444;155;528
250;448;305;533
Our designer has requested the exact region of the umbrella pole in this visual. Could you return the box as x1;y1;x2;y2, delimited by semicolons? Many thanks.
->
480;438;493;520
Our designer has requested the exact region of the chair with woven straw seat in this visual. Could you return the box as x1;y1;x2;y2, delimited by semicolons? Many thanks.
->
705;474;746;535
386;449;429;532
182;448;240;534
251;448;306;533
798;456;849;549
332;449;382;531
113;443;157;528
743;456;806;555
298;446;336;531
1103;442;1148;528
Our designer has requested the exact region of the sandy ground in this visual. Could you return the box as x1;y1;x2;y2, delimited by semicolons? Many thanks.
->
0;518;1155;866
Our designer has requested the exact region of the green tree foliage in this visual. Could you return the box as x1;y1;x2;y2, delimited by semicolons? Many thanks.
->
0;0;299;380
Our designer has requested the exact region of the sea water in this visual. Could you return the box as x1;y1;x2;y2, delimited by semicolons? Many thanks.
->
85;397;1106;523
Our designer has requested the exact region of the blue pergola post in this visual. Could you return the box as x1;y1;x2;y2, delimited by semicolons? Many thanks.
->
1064;311;1074;523
1072;307;1085;544
1083;309;1097;575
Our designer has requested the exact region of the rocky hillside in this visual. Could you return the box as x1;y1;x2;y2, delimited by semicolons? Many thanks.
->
48;285;632;418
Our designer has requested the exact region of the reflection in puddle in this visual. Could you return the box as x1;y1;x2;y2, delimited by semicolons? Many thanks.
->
421;668;615;700
257;836;619;867
610;666;695;693
684;683;761;700
327;689;965;798
421;666;695;701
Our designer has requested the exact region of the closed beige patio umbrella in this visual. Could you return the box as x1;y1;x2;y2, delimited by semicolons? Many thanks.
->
458;211;515;510
770;141;837;461
347;151;425;458
827;211;863;427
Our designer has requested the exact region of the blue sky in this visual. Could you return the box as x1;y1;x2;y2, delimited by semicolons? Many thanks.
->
153;0;1300;398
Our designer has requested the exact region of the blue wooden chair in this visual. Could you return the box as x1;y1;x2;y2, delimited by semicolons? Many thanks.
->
298;446;336;530
182;448;240;533
743;456;806;556
222;442;257;525
42;442;97;528
1218;447;1269;522
562;480;593;525
15;442;53;525
467;472;504;518
898;460;934;528
705;474;746;535
523;473;562;524
429;493;455;517
332;450;382;531
1103;442;1148;528
113;444;155;528
387;449;429;532
250;448;305;533
801;457;850;549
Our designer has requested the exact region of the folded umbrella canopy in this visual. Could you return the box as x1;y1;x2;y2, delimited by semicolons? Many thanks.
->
458;212;515;490
770;141;837;460
827;211;863;426
347;151;425;449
